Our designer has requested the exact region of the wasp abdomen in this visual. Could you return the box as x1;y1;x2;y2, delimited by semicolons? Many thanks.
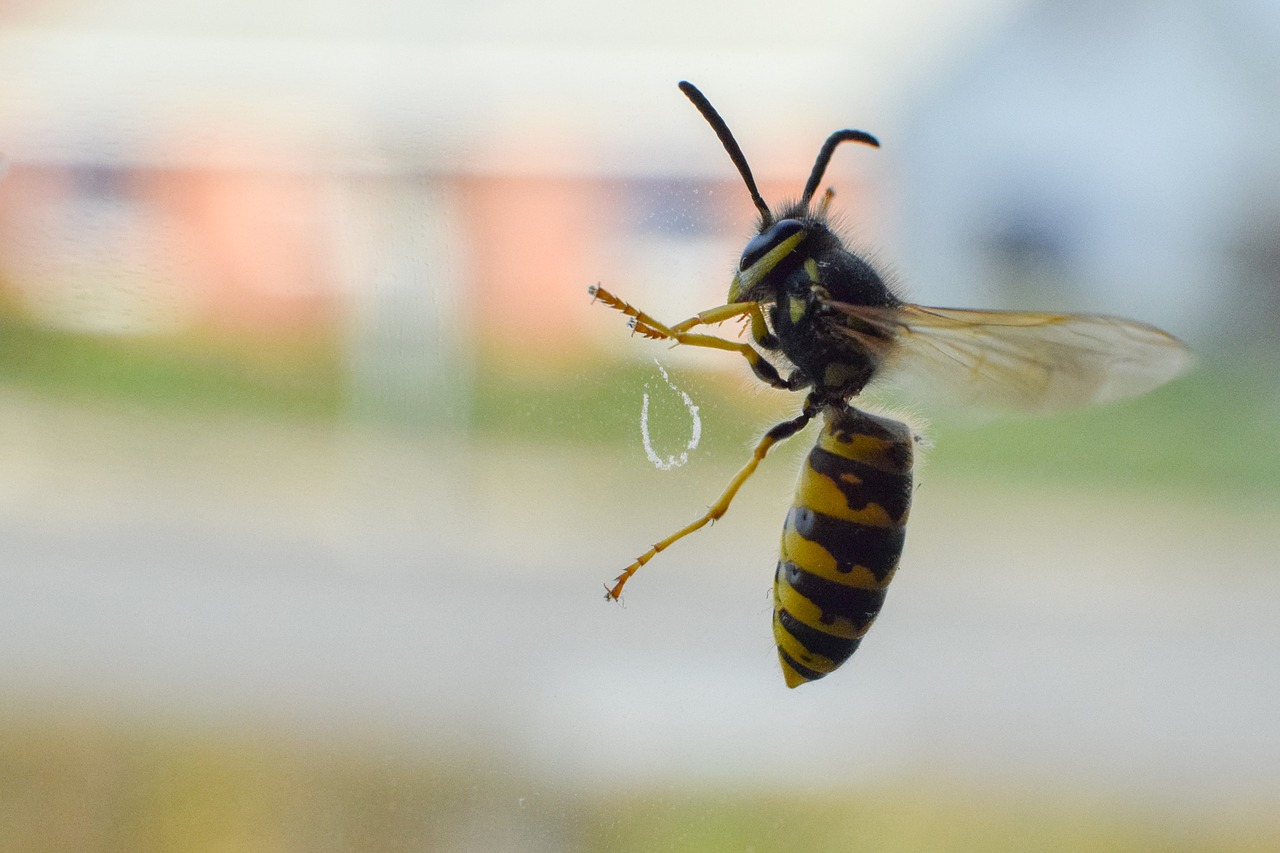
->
773;407;914;688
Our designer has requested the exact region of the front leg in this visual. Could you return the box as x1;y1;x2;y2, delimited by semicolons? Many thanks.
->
589;284;789;389
604;400;819;600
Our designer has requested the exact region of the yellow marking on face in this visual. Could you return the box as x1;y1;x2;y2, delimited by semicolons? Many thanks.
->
795;473;895;527
728;229;807;302
805;258;821;283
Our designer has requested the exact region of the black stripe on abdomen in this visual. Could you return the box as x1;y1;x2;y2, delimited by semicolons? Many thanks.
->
805;445;912;522
776;607;862;664
776;561;887;631
777;647;828;684
787;506;905;582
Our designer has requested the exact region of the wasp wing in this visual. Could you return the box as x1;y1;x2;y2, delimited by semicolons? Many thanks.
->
826;302;1194;413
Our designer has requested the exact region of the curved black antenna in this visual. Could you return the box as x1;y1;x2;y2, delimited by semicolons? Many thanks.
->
678;81;773;225
799;129;880;210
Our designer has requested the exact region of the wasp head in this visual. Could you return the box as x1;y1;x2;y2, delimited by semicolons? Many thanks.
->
676;82;879;307
729;217;809;303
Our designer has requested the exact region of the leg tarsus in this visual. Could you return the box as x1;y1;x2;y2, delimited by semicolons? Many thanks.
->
591;285;789;387
603;404;818;600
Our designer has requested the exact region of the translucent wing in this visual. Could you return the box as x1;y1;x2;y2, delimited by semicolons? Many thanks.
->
825;302;1194;413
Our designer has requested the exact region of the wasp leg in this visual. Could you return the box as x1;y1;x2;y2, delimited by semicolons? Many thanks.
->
589;284;787;388
591;284;758;332
606;402;818;601
783;369;811;391
687;300;777;350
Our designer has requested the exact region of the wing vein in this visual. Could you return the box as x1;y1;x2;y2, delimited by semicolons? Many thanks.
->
822;300;1192;412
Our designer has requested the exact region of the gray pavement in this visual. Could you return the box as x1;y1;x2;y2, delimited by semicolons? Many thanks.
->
0;389;1277;816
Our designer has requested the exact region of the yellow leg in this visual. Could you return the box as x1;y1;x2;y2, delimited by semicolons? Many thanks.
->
590;283;759;339
676;300;776;350
605;405;816;601
589;284;785;387
673;301;769;334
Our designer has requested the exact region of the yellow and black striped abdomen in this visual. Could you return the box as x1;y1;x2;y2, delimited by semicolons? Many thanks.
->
773;406;914;688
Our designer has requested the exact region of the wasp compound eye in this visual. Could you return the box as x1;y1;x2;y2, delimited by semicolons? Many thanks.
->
740;219;806;272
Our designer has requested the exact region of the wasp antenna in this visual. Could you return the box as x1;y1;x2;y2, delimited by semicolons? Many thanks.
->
678;81;773;225
799;129;880;210
818;187;836;216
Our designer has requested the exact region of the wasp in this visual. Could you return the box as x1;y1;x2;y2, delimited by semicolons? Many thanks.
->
591;81;1192;688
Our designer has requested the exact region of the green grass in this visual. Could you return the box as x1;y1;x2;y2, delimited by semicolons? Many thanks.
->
0;311;1275;499
918;358;1280;498
472;352;1280;500
468;356;768;455
0;313;345;419
587;785;1276;853
0;716;1275;853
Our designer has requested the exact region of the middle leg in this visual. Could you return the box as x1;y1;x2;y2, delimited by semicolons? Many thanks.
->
605;401;818;601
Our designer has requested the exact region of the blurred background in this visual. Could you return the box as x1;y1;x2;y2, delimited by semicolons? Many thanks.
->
0;0;1278;850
